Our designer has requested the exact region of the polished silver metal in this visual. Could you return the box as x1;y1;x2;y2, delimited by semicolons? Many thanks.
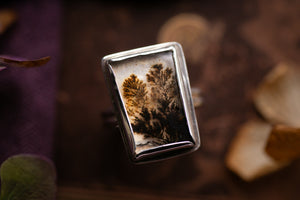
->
102;42;200;163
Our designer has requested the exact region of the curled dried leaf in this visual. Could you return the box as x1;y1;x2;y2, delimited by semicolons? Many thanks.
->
265;125;300;162
0;56;50;68
226;120;287;181
0;9;17;35
254;63;300;127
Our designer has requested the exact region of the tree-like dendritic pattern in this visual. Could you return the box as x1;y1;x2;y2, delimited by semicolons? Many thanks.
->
122;64;192;144
122;74;148;116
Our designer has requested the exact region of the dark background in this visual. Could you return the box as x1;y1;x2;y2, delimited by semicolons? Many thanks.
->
1;0;300;199
56;0;300;199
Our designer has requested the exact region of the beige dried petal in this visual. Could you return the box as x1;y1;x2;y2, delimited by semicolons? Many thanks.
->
191;87;203;108
226;120;287;181
0;9;17;34
157;13;225;64
265;125;300;162
254;63;300;127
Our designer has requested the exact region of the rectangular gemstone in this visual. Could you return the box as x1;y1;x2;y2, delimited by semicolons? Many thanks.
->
102;42;200;163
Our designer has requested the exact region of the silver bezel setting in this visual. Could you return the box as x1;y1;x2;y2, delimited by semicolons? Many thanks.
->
102;42;200;163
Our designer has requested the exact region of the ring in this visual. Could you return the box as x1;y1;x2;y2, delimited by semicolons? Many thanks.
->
102;42;200;163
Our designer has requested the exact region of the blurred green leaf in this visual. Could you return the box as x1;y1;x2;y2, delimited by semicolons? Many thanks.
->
0;154;57;200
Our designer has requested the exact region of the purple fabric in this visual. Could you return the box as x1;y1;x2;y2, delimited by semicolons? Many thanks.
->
0;0;61;163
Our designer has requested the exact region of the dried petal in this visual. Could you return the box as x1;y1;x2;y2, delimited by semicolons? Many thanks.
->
0;56;50;68
157;13;225;64
265;125;300;162
0;9;17;34
254;63;300;127
226;120;287;181
191;87;203;108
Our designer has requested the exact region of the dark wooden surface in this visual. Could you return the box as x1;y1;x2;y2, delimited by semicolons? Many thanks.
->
56;0;300;199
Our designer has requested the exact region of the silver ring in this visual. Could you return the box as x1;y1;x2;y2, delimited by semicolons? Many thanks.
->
102;42;200;163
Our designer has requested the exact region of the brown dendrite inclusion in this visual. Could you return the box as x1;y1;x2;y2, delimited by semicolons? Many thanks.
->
122;64;192;147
